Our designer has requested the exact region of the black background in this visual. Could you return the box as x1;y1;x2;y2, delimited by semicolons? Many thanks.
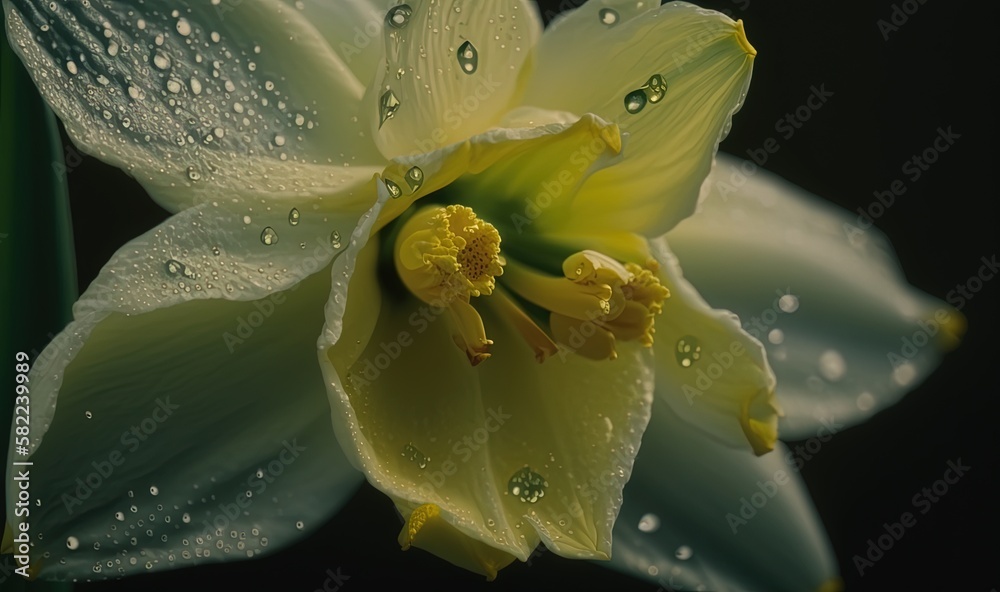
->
20;0;998;590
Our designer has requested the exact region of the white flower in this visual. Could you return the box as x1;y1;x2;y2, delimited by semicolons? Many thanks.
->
2;0;960;589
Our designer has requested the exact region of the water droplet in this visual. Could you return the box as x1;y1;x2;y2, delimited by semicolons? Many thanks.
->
243;215;252;225
66;536;80;550
149;485;159;496
767;328;784;344
638;513;660;533
66;60;78;75
274;134;286;147
778;294;799;313
182;513;191;524
330;231;342;249
187;166;201;181
164;259;186;276
115;511;125;521
507;467;547;503
675;336;702;368
295;521;304;530
642;74;668;103
383;178;402;199
84;410;93;419
598;7;619;26
401;443;429;469
176;18;191;36
153;50;171;70
856;391;875;411
457;41;478;74
675;545;693;560
288;208;300;226
404;166;424;192
818;349;846;381
260;227;279;246
378;89;400;129
190;77;202;95
624;89;647;114
385;4;413;29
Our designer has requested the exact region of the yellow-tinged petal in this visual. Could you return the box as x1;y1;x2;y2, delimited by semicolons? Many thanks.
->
521;1;755;235
648;235;781;455
366;0;542;159
397;503;518;580
321;252;655;565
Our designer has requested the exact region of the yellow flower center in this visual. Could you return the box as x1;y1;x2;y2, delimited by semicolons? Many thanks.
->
394;204;504;365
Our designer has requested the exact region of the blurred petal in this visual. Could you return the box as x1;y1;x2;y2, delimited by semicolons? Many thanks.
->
4;0;384;212
649;235;780;455
666;154;964;438
7;267;362;580
604;399;840;592
366;0;542;159
522;1;754;235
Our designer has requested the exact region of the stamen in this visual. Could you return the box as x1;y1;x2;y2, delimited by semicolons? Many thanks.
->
491;286;559;363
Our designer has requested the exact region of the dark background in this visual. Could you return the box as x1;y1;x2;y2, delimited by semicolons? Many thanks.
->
19;0;999;590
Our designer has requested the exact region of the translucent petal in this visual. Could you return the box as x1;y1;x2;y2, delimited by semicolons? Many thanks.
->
521;1;755;235
666;153;964;438
5;269;363;580
648;235;780;455
4;0;384;212
320;272;654;563
280;0;385;84
72;181;379;318
365;0;542;159
603;398;840;592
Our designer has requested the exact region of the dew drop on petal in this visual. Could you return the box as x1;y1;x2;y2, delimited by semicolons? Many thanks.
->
624;89;647;114
384;178;402;199
385;4;413;29
115;512;125;522
288;208;300;226
330;231;342;249
642;74;668;103
164;259;186;277
295;521;304;530
405;166;423;192
637;513;660;533
767;328;784;345
598;7;619;26
457;40;478;74
378;89;400;129
260;227;279;246
149;486;159;496
507;467;547;504
401;442;429;469
675;336;701;368
675;545;693;560
66;536;80;550
818;349;846;382
778;293;799;313
856;391;875;411
84;410;93;419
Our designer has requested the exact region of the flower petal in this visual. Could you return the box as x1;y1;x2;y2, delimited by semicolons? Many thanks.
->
648;235;780;455
283;0;385;84
666;153;964;438
603;399;840;592
321;273;655;565
4;0;383;212
6;267;362;580
365;0;542;159
521;1;755;236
